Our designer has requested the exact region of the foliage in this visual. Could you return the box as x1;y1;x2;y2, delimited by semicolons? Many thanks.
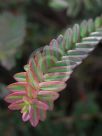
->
0;11;26;69
0;0;102;135
50;0;102;17
5;15;102;127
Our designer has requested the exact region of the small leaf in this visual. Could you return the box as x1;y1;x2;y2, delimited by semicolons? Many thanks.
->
14;72;26;82
8;100;24;110
38;91;59;101
95;17;102;29
57;35;64;54
44;72;71;81
49;0;68;10
72;24;80;43
39;81;66;92
88;19;94;33
39;109;46;121
64;28;73;50
5;91;26;103
7;82;27;92
50;39;62;59
47;66;72;73
30;107;39;127
24;64;29;71
80;20;88;37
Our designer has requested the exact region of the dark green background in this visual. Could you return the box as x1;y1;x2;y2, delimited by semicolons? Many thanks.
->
0;0;102;136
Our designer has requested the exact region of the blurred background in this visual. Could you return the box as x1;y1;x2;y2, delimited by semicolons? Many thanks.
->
0;0;102;136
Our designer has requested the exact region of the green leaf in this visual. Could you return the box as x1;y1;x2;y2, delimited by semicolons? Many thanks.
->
49;0;68;10
95;17;102;29
72;24;80;43
88;19;94;33
80;20;88;38
64;28;73;50
14;72;26;82
7;82;27;92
